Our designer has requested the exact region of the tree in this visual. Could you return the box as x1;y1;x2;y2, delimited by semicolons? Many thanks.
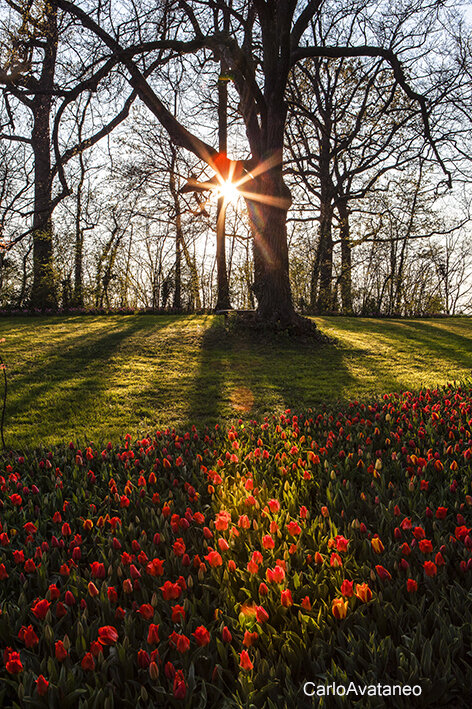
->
0;0;139;308
286;56;425;313
33;0;454;326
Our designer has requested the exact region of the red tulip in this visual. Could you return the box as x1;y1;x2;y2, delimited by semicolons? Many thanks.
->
55;640;68;661
205;550;223;567
160;580;182;600
137;603;154;620
262;534;275;549
371;537;384;554
88;581;99;598
193;626;210;646
280;589;293;607
64;591;75;606
256;606;269;623
90;561;106;579
137;649;150;668
287;521;301;536
243;630;258;647
31;598;50;619
239;650;254;671
81;652;95;671
5;651;23;674
107;586;118;603
19;625;39;648
355;583;372;603
165;661;176;680
375;565;392;581
424;561;437;577
24;559;36;573
98;626;118;645
247;560;259;574
332;597;348;619
173;670;186;699
146;558;164;576
48;584;60;600
171;605;185;623
330;552;342;569
147;623;160;645
218;538;229;552
35;675;49;696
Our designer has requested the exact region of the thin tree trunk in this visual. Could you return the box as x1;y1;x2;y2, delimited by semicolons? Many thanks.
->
337;199;353;313
168;144;183;309
315;132;334;313
73;151;86;307
394;164;423;314
181;238;201;310
214;61;231;310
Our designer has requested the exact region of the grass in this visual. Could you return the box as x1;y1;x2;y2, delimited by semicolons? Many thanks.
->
0;314;471;448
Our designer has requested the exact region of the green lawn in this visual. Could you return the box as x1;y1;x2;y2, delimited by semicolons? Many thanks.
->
0;314;471;448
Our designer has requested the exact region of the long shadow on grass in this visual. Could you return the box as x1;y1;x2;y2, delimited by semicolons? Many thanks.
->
7;316;175;446
324;317;472;373
183;317;356;429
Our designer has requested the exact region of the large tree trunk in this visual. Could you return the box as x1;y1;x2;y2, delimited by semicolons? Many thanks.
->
31;97;56;309
30;3;58;310
243;85;317;331
245;167;299;326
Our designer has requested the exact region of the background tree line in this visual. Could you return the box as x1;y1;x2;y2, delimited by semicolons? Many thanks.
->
1;0;471;320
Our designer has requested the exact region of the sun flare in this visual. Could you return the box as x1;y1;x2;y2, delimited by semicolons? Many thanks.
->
216;180;240;204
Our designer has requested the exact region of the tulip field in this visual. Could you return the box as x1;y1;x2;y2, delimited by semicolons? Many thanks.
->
1;317;472;706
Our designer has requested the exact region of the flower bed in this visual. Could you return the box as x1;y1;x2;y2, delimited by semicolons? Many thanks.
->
1;385;472;707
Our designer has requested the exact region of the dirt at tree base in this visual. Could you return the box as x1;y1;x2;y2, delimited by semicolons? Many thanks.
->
228;310;333;343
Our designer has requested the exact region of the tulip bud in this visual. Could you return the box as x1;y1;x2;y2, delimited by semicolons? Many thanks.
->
88;582;99;598
149;661;159;680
